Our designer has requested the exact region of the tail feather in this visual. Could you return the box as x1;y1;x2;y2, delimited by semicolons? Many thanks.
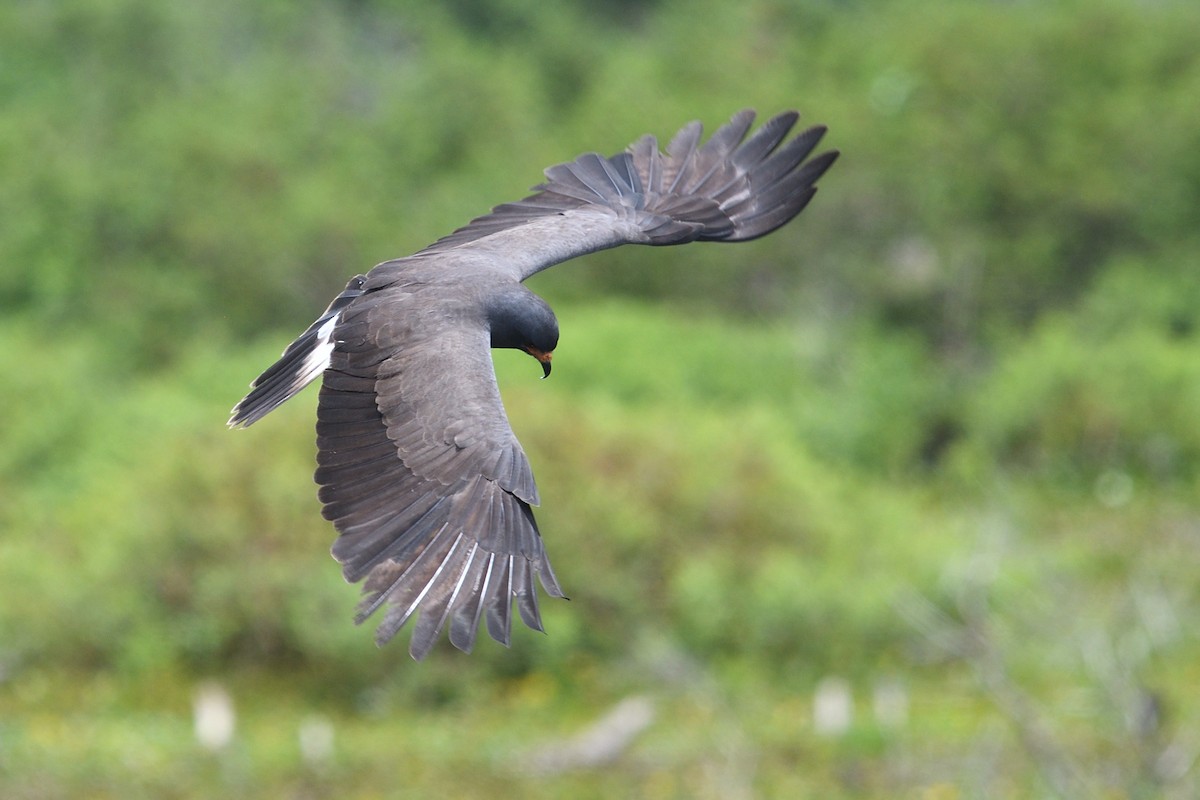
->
228;275;367;428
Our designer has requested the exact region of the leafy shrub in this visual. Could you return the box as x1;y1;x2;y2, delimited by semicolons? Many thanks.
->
953;261;1200;484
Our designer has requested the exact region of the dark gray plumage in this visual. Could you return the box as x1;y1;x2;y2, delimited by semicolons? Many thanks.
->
229;109;838;660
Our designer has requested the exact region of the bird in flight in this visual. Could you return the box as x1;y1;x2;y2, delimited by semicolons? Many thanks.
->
230;109;838;660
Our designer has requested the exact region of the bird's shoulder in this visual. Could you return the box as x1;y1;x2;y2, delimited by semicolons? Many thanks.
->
334;261;514;351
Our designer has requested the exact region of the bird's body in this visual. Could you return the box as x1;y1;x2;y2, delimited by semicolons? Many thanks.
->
231;110;838;659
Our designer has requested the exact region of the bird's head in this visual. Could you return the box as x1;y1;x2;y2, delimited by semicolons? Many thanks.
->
487;286;559;378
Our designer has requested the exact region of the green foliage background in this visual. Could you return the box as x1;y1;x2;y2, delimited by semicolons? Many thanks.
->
2;0;1198;797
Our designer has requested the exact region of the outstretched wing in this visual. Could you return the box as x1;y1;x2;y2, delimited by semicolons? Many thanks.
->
406;109;838;283
230;108;838;659
313;288;563;660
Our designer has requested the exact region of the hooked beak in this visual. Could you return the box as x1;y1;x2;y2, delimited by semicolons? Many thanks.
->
526;347;553;379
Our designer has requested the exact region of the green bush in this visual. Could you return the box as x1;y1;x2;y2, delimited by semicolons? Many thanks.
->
955;262;1200;484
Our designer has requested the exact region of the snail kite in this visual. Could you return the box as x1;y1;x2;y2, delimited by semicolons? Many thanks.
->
230;110;838;659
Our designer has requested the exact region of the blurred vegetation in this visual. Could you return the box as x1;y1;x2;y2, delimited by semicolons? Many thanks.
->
1;0;1198;797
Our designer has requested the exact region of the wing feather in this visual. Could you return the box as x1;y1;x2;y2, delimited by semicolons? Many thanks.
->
403;110;836;282
449;552;496;653
311;296;563;658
